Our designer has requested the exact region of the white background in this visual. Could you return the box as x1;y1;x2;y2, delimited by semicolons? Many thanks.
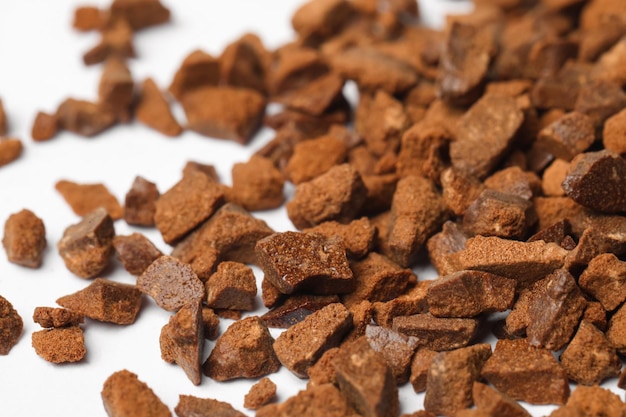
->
0;1;616;416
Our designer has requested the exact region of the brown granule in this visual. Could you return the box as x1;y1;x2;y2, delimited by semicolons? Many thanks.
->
541;159;570;197
2;208;46;268
174;395;245;417
33;307;84;328
229;155;285;211
56;278;142;325
244;378;277;410
409;348;438;393
205;261;256;311
397;123;451;184
483;166;539;201
31;326;86;363
72;6;103;31
55;98;115;136
291;0;354;42
0;138;23;167
307;347;341;387
55;180;123;220
101;369;171;417
426;221;468;277
135;78;182;137
284;135;348;185
579;253;626;311
57;207;115;279
372;281;429;328
392;313;478;351
83;19;136;66
603;108;626;155
0;294;22;355
201;306;220;341
31;111;59;141
536;112;596;162
275;73;345;117
108;0;171;31
168;50;221;101
123;176;160;227
472;382;531;417
98;57;133;123
0;98;6;135
261;294;339;329
551;385;626;417
113;233;163;276
365;324;419;384
303;217;376;259
440;168;486;217
255;383;358;417
268;47;329;97
219;33;269;94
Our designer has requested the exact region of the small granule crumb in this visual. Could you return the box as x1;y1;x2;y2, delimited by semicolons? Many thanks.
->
244;378;277;410
55;179;123;220
31;326;86;363
2;208;47;268
0;138;23;168
31;111;59;141
102;369;171;417
33;307;83;328
0;294;23;355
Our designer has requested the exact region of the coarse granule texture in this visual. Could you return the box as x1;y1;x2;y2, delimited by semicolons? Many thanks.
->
304;217;376;259
31;326;86;363
160;301;204;385
255;383;359;417
55;98;115;136
541;159;570;197
2;208;46;268
307;347;341;387
440;167;486;217
57;207;115;279
123;176;160;227
284;135;348;185
397;122;452;183
536;112;595;162
138;256;204;312
135;78;182;137
255;231;354;295
275;72;344;117
98;57;133;122
332;337;399;417
409;348;438;393
229;155;284;211
0;98;6;135
182;161;220;182
0;138;23;167
82;18;135;66
205;261;256;311
481;339;570;405
574;80;626;129
154;169;225;244
606;302;626;355
201;306;220;341
365;325;419;385
55;180;123;220
373;281;429;328
472;382;531;417
268;47;328;97
484;166;540;201
33;307;84;328
392;313;478;351
220;33;269;94
603;108;626;155
57;278;142;325
181;86;266;144
203;316;280;381
244;378;276;410
0;294;22;355
174;395;246;417
291;0;354;41
423;344;492;417
261;294;339;329
108;0;171;31
426;221;468;277
113;233;163;276
274;303;353;378
31;111;59;141
168;50;220;101
559;320;621;386
344;300;375;343
356;90;409;157
101;369;171;417
551;385;626;417
286;163;367;230
426;270;516;318
579;253;626;311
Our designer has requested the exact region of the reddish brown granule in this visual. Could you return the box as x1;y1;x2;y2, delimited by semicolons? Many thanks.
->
72;6;104;31
108;0;171;31
175;395;245;417
603;108;626;155
373;281;429;328
137;256;204;312
284;135;348;185
303;217;376;259
535;112;595;162
409;348;438;393
31;111;59;141
55;179;123;220
484;166;540;201
440;167;485;217
219;33;270;94
244;378;277;410
261;294;340;329
55;98;115;136
229;155;284;211
0;138;23;167
0;98;6;135
56;278;142;325
275;73;345;117
472;382;531;417
154;170;225;244
393;313;479;351
113;233;162;276
123;176;160;227
268;47;329;97
579;253;626;311
201;306;220;341
31;326;86;363
397;122;451;184
33;307;83;328
550;385;625;417
205;261;256;311
0;294;22;355
426;221;468;277
365;325;419;384
541;159;569;197
98;57;134;122
83;19;136;66
202;316;280;381
307;347;341;387
256;383;358;417
168;50;220;100
102;370;171;417
57;207;115;279
2;209;46;268
135;78;182;137
290;0;354;42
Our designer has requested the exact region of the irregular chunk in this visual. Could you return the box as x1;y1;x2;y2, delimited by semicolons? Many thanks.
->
244;378;276;410
255;383;358;417
135;78;182;137
365;325;419;384
472;382;532;417
174;395;245;417
553;385;626;417
230;155;284;211
31;326;86;363
2;209;46;268
393;313;478;351
0;295;22;355
440;167;485;217
409;348;438;393
123;176;159;227
304;217;376;259
426;221;468;277
113;233;163;276
55;98;115;137
284;135;348;185
98;57;133;122
603;108;626;155
579;253;626;311
55;180;123;220
291;0;354;40
168;50;220;100
101;370;171;417
82;19;135;66
108;0;171;31
31;111;59;141
220;33;269;93
205;261;256;311
397;122;452;184
33;307;83;328
535;112;595;162
261;294;339;329
373;282;429;328
0;138;22;167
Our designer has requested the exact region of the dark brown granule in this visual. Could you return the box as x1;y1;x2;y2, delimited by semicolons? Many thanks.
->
31;111;59;141
159;301;203;385
273;303;352;378
202;316;280;381
229;155;285;211
98;57;133;123
365;324;419;385
579;253;626;311
123;176;160;227
219;33;269;94
55;180;123;220
0;294;22;355
33;307;83;328
56;278;143;325
137;256;204;312
113;233;163;276
255;383;359;417
174;395;245;417
2;208;46;268
55;98;115;136
284;135;348;185
31;326;86;363
102;369;171;417
135;78;183;137
392;313;478;351
0;138;23;167
261;294;339;329
243;378;277;410
57;207;115;279
205;261;256;311
303;217;376;259
154;169;225;244
574;79;626;129
472;382;531;417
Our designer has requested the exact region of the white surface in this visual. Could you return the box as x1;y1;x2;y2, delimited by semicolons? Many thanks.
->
0;1;617;416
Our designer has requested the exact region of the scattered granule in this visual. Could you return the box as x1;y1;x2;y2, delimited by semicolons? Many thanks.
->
565;214;626;267
174;395;245;417
472;382;531;417
426;221;468;277
0;138;23;168
181;86;266;144
31;111;59;141
56;278;142;325
230;155;284;211
290;0;354;42
268;47;328;97
2;208;46;268
275;72;345;117
55;98;115;136
160;301;204;385
575;79;626;129
32;326;86;363
409;348;438;393
372;281;429;328
535;111;595;162
304;217;376;259
483;166;539;201
260;294;339;329
255;383;359;417
286;163;367;230
154;169;225;244
219;33;269;94
168;50;220;101
307;347;341;387
123;176;160;227
182;161;220;182
265;103;349;139
101;369;171;417
57;207;115;279
440;168;485;217
205;261;256;311
553;385;626;417
579;253;626;311
202;316;280;381
397;122;452;183
83;19;135;66
135;78;182;137
359;173;398;215
108;0;171;31
273;303;352;378
365;324;420;384
541;159;570;197
55;180;123;220
606;302;626;355
113;233;163;276
98;57;133;122
72;6;104;31
33;307;83;328
284;135;348;185
0;294;23;355
423;344;492;417
332;337;399;417
137;256;204;312
393;313;479;351
255;231;354;295
244;378;277;410
603;108;626;155
343;299;375;343
201;306;220;341
583;301;607;332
